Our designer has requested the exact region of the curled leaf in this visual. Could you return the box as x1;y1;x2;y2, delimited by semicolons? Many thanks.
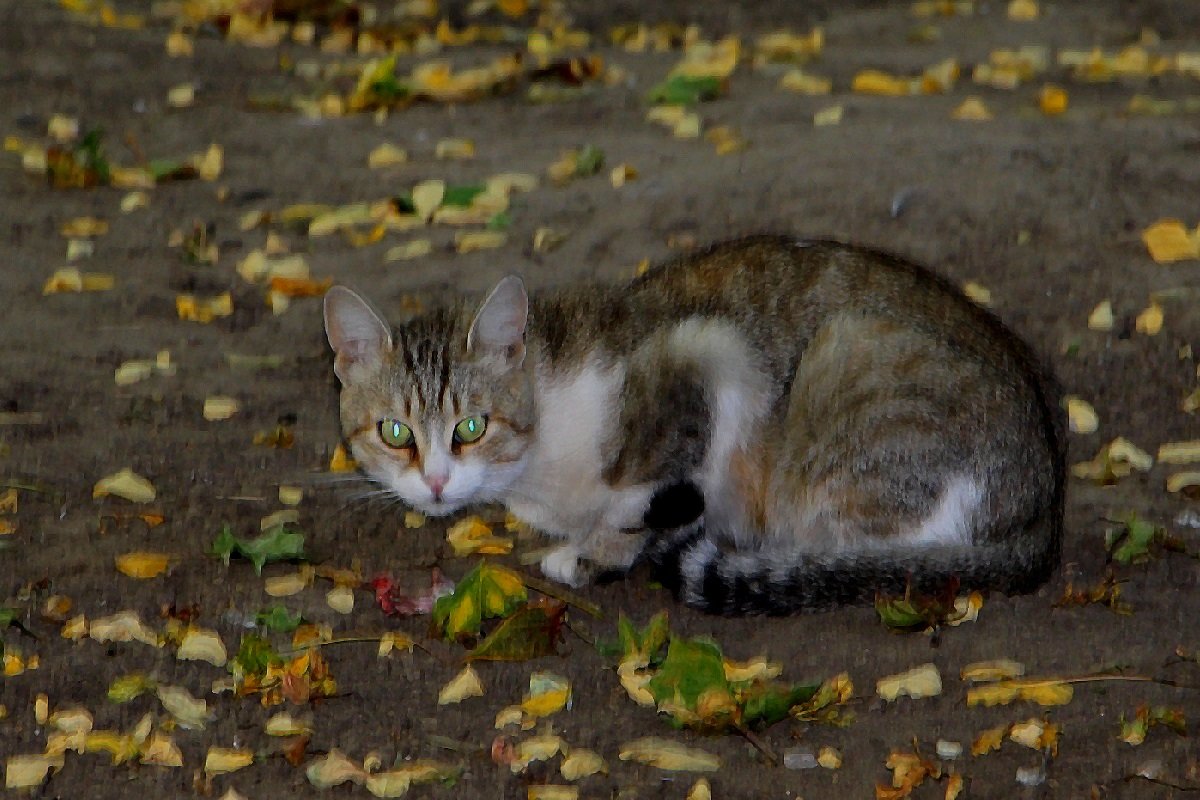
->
618;737;720;772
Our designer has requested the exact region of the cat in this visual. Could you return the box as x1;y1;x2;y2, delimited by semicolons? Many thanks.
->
324;235;1065;614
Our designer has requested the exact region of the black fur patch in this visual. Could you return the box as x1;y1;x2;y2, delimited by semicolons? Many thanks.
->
643;481;705;531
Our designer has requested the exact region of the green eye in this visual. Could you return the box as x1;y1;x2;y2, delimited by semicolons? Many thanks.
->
453;415;487;444
379;419;414;448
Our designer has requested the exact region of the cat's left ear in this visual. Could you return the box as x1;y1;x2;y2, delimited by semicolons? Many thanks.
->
467;275;527;369
324;286;393;384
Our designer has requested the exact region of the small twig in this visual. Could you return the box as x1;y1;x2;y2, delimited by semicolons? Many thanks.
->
734;723;777;766
520;573;605;619
1113;775;1200;793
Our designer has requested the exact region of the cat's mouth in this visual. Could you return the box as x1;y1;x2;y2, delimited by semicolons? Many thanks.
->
411;498;467;517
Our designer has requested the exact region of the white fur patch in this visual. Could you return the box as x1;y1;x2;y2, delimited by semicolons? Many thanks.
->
679;537;719;607
903;475;982;546
666;318;772;546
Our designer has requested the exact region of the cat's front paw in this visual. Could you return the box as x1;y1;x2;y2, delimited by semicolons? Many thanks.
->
539;544;592;587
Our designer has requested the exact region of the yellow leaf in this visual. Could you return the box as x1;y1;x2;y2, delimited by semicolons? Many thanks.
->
610;163;638;187
1141;219;1200;262
265;712;313;736
115;552;171;579
385;239;433;261
60;216;109;237
723;656;782;682
1135;301;1163;335
1038;84;1068;115
447;516;513;556
156;684;211;729
47;707;93;734
1007;0;1039;20
521;687;570;719
779;69;831;94
1166;471;1200;493
176;292;233;323
368;143;408;168
140;732;183;767
305;749;366;787
961;281;991;306
966;679;1074;707
89;610;159;646
167;83;195;108
326;586;355;614
672;112;701;139
961;659;1025;682
1064;396;1099;434
944;772;965;800
436;138;475;160
618;737;720;772
193;143;223;181
43;267;115;294
1088;300;1114;331
686;778;712;800
329;443;357;472
1156;440;1200;464
560;749;607;780
528;787;577;800
951;96;992;120
166;31;193;56
510;735;565;774
438;665;484;705
1071;436;1154;482
877;663;942;701
813;104;844;126
177;627;228;666
93;468;156;503
852;69;913;96
5;754;64;789
412;179;445;221
378;631;415;657
971;724;1008;755
455;231;507;253
817;746;842;769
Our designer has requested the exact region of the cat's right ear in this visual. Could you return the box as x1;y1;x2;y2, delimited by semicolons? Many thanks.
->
467;275;528;370
324;286;392;384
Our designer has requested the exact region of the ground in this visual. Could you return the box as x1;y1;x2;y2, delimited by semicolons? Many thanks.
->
2;0;1200;798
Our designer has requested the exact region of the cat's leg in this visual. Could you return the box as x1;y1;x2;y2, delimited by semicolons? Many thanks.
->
539;528;649;586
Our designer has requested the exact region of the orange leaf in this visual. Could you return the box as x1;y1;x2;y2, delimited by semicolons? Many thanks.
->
268;276;332;297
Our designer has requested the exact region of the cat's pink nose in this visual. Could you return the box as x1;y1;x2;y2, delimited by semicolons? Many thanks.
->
423;474;448;500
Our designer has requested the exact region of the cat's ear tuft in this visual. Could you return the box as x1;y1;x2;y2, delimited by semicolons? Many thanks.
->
324;286;392;383
467;275;528;368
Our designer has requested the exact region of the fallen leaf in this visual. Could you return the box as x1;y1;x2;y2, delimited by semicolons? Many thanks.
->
60;217;109;237
89;611;159;646
436;138;475;159
211;524;306;574
115;552;171;578
447;516;513;556
156;684;211;729
177;627;228;666
647;74;725;105
306;749;367;787
368;143;408;168
818;746;843;769
686;778;712;800
966;679;1074;707
432;561;526;639
176;292;233;323
455;230;507;253
1142;219;1199;263
1135;301;1164;335
560;748;606;780
1064;396;1099;434
4;754;64;789
1088;299;1115;330
1038;84;1068;115
438;665;485;704
780;69;832;94
951;96;993;120
961;659;1025;682
1167;471;1200;494
385;239;433;261
326;586;355;614
1120;705;1186;746
618;737;720;772
43;267;115;294
1157;440;1200;464
469;601;566;661
813;104;844;126
528;787;578;800
94;469;156;504
962;281;992;305
877;663;942;701
329;443;357;472
205;747;254;775
1071;437;1153;483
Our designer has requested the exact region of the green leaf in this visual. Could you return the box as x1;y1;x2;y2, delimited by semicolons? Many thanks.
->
574;144;605;176
486;211;512;230
107;673;157;703
0;607;20;629
442;184;486;207
232;634;280;676
874;579;960;633
147;159;198;182
255;605;304;633
646;637;729;709
646;74;724;106
432;561;527;640
740;682;819;729
1107;513;1163;565
210;524;306;574
617;610;670;662
467;600;566;661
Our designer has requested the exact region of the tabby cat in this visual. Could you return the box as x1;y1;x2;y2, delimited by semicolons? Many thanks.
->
324;236;1064;614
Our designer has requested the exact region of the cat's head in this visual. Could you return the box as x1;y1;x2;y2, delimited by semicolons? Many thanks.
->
323;277;535;516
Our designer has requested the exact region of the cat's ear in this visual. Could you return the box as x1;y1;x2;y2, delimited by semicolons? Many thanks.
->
467;275;527;369
324;286;392;383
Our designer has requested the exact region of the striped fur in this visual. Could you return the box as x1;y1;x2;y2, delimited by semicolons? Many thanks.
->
325;236;1065;614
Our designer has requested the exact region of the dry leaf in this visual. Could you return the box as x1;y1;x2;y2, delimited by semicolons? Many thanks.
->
43;267;115;294
818;746;843;769
1071;436;1154;482
877;663;942;701
560;749;606;780
141;732;183;767
455;231;507;253
265;569;311;596
326;586;355;614
306;749;367;787
951;97;992;120
510;735;565;774
60;217;109;237
167;83;195;107
447;516;513;556
265;712;313;736
279;485;303;506
412;179;445;221
966;679;1073;707
177;292;233;323
1088;300;1114;331
610;163;638;187
436;138;475;159
115;552;170;578
813;105;844;126
1135;302;1163;335
385;239;433;261
1008;0;1038;20
962;281;991;306
1038;85;1068;115
368;143;408;168
204;747;254;775
93;468;156;503
48;707;93;734
618;737;720;772
4;754;64;789
1142;219;1199;263
1166;471;1200;494
1064;396;1099;434
177;627;228;666
203;395;240;421
438;665;484;704
329;444;357;472
961;659;1025;682
780;69;831;94
686;778;712;800
156;684;211;729
528;787;578;800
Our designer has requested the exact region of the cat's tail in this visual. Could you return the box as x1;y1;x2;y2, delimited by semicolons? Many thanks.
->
647;518;1062;615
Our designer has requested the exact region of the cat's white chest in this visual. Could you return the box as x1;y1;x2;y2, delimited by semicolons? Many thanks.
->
504;359;640;536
